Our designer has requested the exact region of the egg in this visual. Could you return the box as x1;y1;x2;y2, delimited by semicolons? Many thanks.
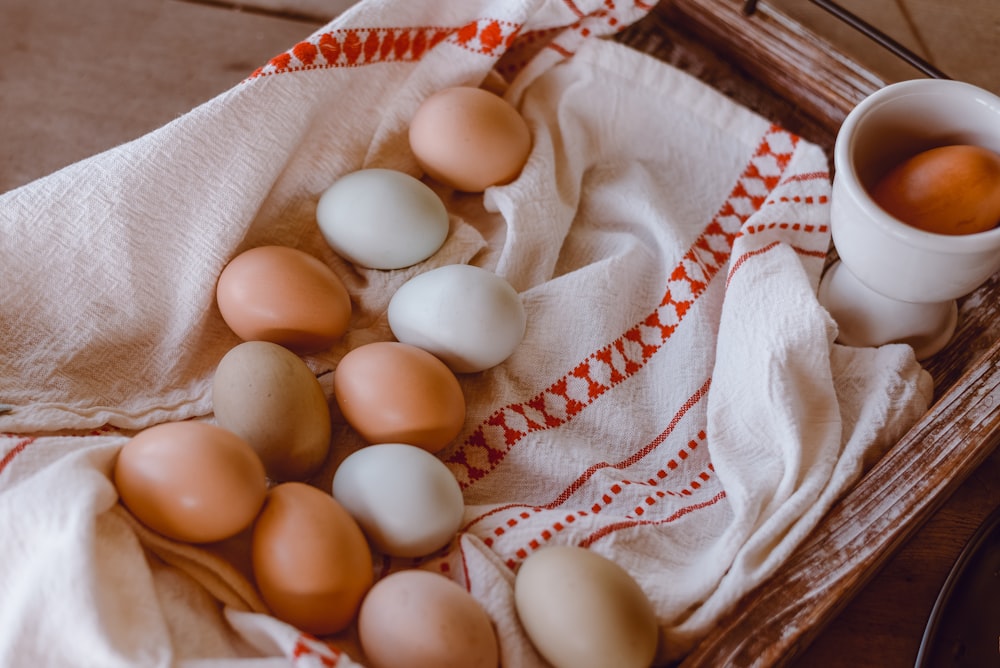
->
113;421;267;543
215;245;352;354
514;546;659;668
333;341;465;453
332;443;465;558
387;264;526;373
358;569;499;668
870;144;1000;235
212;341;331;482
409;86;532;192
315;168;450;270
251;482;374;635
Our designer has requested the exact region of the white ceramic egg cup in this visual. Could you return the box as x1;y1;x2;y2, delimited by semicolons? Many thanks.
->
818;79;1000;360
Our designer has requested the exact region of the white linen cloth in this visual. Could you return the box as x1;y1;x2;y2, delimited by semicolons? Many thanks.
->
0;0;933;665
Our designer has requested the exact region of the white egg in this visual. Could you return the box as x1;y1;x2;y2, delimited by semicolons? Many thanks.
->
316;168;449;270
387;264;526;373
331;443;465;558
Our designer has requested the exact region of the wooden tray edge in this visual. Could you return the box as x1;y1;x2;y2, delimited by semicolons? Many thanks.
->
659;0;886;134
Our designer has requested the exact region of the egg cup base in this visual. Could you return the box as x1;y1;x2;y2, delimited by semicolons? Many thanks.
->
818;260;958;361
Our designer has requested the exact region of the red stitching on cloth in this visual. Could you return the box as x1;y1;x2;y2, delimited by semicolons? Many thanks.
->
492;435;716;567
291;634;342;667
248;19;521;78
493;1;650;76
499;425;713;564
562;0;586;18
0;436;36;478
444;126;799;490
781;171;829;184
579;489;728;548
726;241;829;286
461;379;711;544
459;541;472;592
546;41;575;58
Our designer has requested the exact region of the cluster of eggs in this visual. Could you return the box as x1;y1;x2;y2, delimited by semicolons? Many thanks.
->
111;85;659;668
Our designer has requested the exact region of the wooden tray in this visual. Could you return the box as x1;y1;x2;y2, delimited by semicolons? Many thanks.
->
616;1;1000;665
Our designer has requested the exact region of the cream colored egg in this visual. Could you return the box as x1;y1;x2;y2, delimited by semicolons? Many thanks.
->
212;341;331;482
358;569;499;668
514;545;659;668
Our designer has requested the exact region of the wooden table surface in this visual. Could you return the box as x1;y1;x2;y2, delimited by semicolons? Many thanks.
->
3;1;998;666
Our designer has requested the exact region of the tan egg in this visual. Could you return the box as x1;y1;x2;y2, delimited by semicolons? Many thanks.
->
251;482;374;635
358;569;499;668
216;245;352;354
409;86;532;192
212;341;331;482
113;421;267;543
871;144;1000;235
514;546;659;668
333;342;465;453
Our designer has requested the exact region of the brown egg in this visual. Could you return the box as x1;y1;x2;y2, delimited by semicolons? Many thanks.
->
216;245;352;353
333;341;466;453
409;86;532;192
113;421;268;543
870;144;1000;235
212;341;331;482
251;482;373;635
358;569;499;668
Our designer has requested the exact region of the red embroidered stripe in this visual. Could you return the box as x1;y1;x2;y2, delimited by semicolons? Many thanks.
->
579;489;728;548
249;19;521;78
445;126;800;490
0;436;35;478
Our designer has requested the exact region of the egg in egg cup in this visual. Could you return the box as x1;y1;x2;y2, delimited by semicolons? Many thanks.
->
818;78;1000;360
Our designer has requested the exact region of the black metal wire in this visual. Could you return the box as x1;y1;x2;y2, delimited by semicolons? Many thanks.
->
742;0;951;79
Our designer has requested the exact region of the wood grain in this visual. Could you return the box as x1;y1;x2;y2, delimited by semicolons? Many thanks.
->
660;0;886;136
0;0;320;193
